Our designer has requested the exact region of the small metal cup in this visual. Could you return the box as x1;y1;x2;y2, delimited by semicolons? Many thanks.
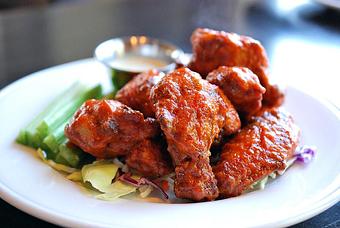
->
94;36;184;94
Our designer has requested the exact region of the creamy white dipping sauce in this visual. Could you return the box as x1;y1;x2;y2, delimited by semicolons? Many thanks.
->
108;54;170;72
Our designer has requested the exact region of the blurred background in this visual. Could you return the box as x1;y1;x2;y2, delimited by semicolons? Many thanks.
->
0;0;340;108
0;0;339;227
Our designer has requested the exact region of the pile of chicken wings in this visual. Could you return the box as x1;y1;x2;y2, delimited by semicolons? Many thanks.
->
65;28;300;202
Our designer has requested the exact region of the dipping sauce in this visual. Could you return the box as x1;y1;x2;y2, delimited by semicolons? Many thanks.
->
108;54;170;72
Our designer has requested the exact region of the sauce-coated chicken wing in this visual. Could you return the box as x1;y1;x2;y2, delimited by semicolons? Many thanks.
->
175;156;218;200
116;70;164;118
65;99;159;158
213;108;300;198
151;68;240;201
188;28;284;107
207;66;266;118
126;138;173;178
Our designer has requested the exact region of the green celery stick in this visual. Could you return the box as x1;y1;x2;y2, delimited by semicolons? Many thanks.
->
54;153;70;166
16;82;102;170
33;84;102;147
41;121;68;158
57;144;82;168
41;135;60;159
55;143;95;168
16;82;89;147
16;130;27;145
25;82;87;131
17;83;102;148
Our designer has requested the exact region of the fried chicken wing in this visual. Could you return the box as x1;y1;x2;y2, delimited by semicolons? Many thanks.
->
213;108;300;198
126;138;173;178
175;156;218;200
115;70;165;118
151;68;240;201
65;99;159;158
207;66;266;118
188;28;284;107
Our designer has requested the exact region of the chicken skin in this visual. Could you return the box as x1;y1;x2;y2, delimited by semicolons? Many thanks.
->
175;156;218;200
126;138;173;178
206;66;266;118
65;99;159;158
213;108;300;198
188;28;284;107
115;70;165;118
151;68;240;201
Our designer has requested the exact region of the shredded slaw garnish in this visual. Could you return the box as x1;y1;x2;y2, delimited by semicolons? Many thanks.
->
119;173;169;199
293;145;316;164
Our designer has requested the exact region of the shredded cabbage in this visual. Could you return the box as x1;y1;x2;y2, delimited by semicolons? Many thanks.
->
294;145;316;164
79;160;141;200
96;180;137;200
81;160;119;193
138;185;153;198
113;158;129;173
66;171;82;182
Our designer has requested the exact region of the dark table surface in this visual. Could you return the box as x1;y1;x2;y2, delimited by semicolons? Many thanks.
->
0;0;339;227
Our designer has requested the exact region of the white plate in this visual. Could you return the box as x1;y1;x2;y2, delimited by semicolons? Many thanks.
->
0;59;339;228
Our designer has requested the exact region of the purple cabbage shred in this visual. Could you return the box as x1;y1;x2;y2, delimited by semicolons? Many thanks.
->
119;173;169;199
293;145;316;164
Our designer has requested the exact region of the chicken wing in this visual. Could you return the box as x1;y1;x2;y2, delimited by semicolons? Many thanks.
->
213;108;300;198
65;99;159;158
151;68;240;201
115;70;165;118
206;66;266;118
126;138;173;178
188;28;284;107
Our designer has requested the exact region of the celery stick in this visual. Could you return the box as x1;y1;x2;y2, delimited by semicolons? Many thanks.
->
17;82;101;170
55;153;70;166
17;84;102;148
26;82;86;131
55;143;95;168
52;122;68;144
57;144;82;168
41;135;67;159
41;135;60;158
16;130;27;145
33;85;102;146
38;86;92;132
41;121;68;158
16;82;88;147
111;69;133;94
